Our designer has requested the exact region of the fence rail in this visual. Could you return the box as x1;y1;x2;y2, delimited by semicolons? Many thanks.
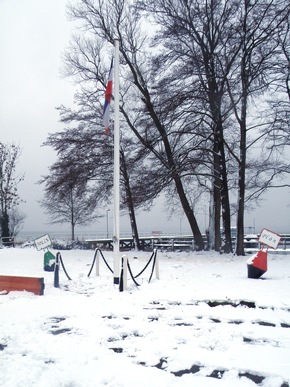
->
243;234;290;252
10;232;290;252
86;233;290;252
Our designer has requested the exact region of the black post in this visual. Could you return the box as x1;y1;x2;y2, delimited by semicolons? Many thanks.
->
119;257;124;292
54;252;60;288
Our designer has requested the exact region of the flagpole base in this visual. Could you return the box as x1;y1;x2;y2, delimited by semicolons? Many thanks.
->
114;277;119;285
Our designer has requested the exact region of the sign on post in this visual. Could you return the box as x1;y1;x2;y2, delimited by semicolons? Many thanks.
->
259;228;281;250
34;234;52;251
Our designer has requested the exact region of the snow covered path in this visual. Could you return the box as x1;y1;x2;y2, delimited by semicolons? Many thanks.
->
0;248;290;386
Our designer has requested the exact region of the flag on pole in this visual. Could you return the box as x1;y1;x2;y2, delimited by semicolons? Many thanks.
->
103;59;113;134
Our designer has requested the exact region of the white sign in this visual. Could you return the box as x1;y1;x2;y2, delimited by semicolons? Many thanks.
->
34;234;52;251
259;228;281;250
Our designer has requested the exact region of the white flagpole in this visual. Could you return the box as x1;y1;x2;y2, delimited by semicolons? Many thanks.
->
113;38;120;284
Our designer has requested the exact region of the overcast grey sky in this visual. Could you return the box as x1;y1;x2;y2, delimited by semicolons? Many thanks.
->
0;0;74;234
0;0;289;238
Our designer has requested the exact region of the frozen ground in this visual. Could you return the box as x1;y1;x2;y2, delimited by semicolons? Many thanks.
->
0;247;290;387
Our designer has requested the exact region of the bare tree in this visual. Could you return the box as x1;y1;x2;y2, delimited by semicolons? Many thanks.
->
8;208;26;239
40;179;99;241
225;0;290;255
137;0;243;252
0;143;24;245
138;0;290;255
49;0;289;254
65;0;205;249
43;109;161;248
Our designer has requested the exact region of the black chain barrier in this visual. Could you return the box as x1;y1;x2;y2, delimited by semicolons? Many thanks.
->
54;252;72;288
87;248;113;277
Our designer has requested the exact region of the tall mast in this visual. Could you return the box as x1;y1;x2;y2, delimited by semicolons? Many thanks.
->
113;38;120;285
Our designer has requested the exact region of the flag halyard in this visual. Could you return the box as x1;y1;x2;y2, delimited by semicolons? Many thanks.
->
103;59;113;134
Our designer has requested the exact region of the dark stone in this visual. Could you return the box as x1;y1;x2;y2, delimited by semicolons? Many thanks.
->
172;364;201;377
209;369;225;379
110;347;123;353
239;372;265;384
50;328;71;335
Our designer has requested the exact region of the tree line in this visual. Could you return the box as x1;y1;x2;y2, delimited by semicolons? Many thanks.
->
41;0;290;254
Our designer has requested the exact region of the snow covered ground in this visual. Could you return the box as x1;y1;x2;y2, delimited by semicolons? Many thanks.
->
0;247;290;387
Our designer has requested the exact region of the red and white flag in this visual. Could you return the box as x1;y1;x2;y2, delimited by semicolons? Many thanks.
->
103;59;113;134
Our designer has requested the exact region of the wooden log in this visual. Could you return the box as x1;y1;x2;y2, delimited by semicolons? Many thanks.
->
0;275;45;295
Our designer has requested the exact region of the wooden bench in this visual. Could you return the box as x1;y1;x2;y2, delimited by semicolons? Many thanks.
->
0;275;45;295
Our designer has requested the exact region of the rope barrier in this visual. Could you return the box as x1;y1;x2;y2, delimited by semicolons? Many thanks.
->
87;248;113;277
133;250;156;278
87;249;98;277
54;252;72;288
59;254;72;280
119;249;159;292
127;260;140;287
149;249;158;282
53;249;158;292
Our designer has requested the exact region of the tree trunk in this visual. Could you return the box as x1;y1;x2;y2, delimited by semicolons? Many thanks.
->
207;187;215;250
205;64;232;253
219;135;233;254
235;3;248;256
71;223;75;241
236;115;246;256
1;212;11;246
128;204;141;250
121;150;141;250
213;137;222;252
125;86;205;250
235;65;248;255
173;173;204;250
212;120;232;253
